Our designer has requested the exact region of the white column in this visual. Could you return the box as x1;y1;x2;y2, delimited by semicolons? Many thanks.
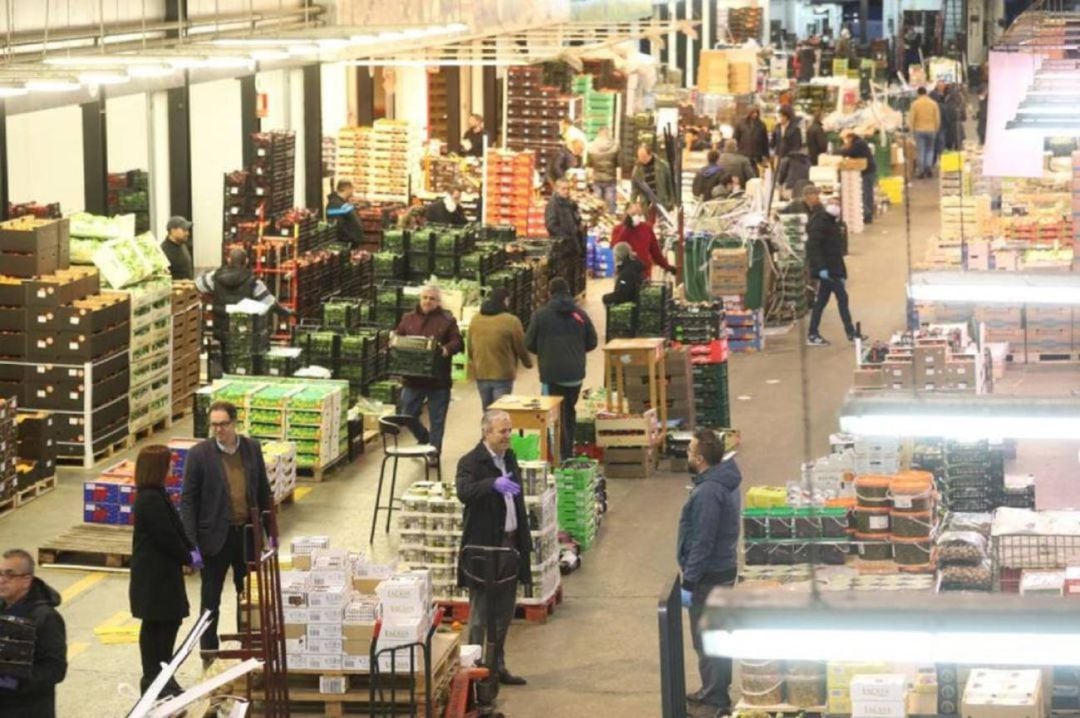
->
148;90;172;235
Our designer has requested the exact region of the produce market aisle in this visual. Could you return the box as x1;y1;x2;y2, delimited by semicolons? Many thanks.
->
4;182;936;717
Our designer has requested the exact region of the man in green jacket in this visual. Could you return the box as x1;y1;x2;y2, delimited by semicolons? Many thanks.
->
630;143;676;214
467;288;533;411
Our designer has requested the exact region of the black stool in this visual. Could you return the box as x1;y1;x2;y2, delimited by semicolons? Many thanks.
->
370;415;440;543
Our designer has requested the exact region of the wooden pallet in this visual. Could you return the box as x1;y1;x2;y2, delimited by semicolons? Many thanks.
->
38;523;133;571
132;415;173;442
57;435;133;468
437;584;564;625
855;558;935;575
244;633;459;718
0;494;16;520
16;475;56;507
297;454;348;483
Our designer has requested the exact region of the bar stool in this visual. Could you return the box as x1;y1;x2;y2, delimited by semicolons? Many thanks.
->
370;415;441;543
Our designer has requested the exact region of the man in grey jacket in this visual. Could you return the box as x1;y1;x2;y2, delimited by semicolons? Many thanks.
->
587;126;619;212
678;429;741;718
181;400;274;660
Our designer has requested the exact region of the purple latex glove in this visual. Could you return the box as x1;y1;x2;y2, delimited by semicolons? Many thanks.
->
0;675;17;690
190;548;204;570
493;474;520;497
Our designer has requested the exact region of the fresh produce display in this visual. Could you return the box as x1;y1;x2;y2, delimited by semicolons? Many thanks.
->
92;233;171;289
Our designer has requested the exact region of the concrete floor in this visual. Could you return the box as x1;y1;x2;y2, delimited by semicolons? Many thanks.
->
6;177;1058;717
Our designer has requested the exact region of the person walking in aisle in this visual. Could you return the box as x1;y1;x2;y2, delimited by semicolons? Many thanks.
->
602;242;645;306
546;139;584;186
717;139;756;186
455;409;533;686
630;143;677;214
691;150;730;202
424;189;467;226
806;112;829;165
326;179;364;247
611;201;676;278
130;445;198;696
838;129;877;225
525;278;598;460
587;126;619;213
929;80;950;164
160;216;194;280
772;106;803;162
545;179;587;297
803;186;865;346
679;429;740;718
908;86;941;179
734;108;769;168
461;113;486;158
0;549;67;718
394;285;463;461
181;400;275;664
468;288;533;411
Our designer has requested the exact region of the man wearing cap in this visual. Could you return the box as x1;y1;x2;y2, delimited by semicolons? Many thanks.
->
161;216;194;280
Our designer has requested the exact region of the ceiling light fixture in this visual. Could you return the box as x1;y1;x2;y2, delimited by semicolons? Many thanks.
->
0;84;28;98
126;63;176;78
908;270;1080;304
78;71;132;86
24;78;82;92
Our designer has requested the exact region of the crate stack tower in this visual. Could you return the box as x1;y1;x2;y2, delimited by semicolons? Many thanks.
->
170;281;201;418
505;65;577;179
125;277;173;436
485;150;535;237
0;217;135;467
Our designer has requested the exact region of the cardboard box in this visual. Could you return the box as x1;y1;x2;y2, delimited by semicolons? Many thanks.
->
0;249;57;278
0;217;60;254
283;623;306;640
881;361;914;389
852;700;907;718
851;674;908;702
0;307;25;332
854;367;885;389
319;676;347;695
963;669;1043;718
913;344;947;367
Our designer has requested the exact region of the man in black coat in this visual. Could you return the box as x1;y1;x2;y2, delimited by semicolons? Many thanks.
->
181;400;274;659
804;185;864;346
839;129;877;224
525;278;598;458
0;549;67;718
424;190;468;226
734;108;769;166
544;180;586;296
456;410;533;686
806;112;829;165
160;216;194;280
326;179;364;248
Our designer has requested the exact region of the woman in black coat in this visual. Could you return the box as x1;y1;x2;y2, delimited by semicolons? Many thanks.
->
129;444;196;695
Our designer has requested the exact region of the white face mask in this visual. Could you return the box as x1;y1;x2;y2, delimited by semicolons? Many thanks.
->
445;198;457;212
632;214;646;226
826;204;841;217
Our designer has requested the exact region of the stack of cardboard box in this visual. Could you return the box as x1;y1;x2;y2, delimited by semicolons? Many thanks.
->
962;670;1043;718
15;410;56;493
596;409;661;479
851;674;908;718
708;247;748;298
855;333;979;393
171;281;201;417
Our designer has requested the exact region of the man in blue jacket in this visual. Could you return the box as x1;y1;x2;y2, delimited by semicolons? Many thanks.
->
524;277;598;459
678;429;740;718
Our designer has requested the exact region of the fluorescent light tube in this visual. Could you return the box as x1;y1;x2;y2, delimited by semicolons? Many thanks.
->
127;63;176;78
25;78;81;92
79;71;131;86
0;85;28;97
838;413;1080;440
908;271;1080;305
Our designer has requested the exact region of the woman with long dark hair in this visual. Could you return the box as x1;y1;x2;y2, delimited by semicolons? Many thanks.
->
129;444;198;695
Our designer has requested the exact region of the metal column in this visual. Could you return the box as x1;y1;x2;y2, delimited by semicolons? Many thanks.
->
302;64;323;211
0;100;8;220
82;97;108;216
167;80;193;221
240;74;259;168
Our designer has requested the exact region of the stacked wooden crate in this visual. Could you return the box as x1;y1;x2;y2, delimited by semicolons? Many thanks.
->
171;281;201;418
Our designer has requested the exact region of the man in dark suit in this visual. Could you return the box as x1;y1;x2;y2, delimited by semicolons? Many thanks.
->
180;400;274;661
456;410;533;686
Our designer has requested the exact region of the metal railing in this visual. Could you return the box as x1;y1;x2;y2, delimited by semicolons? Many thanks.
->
658;574;688;718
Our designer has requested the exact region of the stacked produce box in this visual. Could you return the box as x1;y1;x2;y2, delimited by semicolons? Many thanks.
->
484;150;535;235
912;439;1006;513
724;300;764;353
261;440;298;503
252;131;296;218
619;112;656;173
554;458;602;551
0;218;132;467
570;75;616;140
505;65;572;178
689;343;732;430
15;410;55;494
771;256;809;324
124;277;172;434
171;281;201;417
337;121;421;203
397;479;560;603
596;410;660;479
200;376;349;473
106;170;150;234
839;169;864;235
0;397;16;504
83;459;136;525
67;212;134;266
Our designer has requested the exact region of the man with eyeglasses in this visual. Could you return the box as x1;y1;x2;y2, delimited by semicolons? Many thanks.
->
0;548;67;718
180;400;274;666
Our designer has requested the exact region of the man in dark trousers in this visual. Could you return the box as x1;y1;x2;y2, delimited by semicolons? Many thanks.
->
424;189;467;226
180;400;274;663
394;285;463;460
806;112;829;165
545;179;586;297
326;179;364;247
804;185;865;346
678;430;740;718
160;216;194;280
455;410;533;686
734;108;769;167
838;129;877;224
0;548;67;718
525;278;598;459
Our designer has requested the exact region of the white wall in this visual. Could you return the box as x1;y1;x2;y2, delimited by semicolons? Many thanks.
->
148;91;172;238
189;78;242;267
106;93;150;174
321;63;350;136
6;105;85;214
394;67;429;135
288;68;306;209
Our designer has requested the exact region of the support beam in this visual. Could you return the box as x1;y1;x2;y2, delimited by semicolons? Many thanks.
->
239;74;259;167
302;63;323;212
482;65;498;147
356;68;375;126
164;0;186;39
0;101;8;221
167;80;192;221
444;66;462;150
82;97;108;216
